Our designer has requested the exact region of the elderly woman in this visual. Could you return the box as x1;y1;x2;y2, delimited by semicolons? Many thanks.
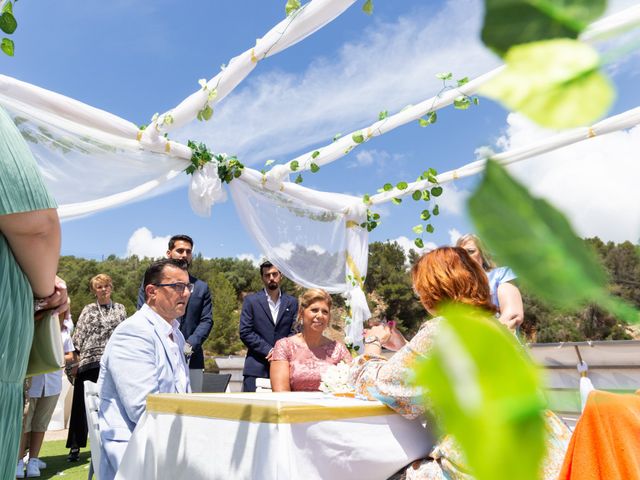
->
0;106;67;479
352;247;570;479
456;233;524;330
270;288;351;392
66;274;126;461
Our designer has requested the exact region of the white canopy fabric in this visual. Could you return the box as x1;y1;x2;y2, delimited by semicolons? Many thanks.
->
1;3;639;343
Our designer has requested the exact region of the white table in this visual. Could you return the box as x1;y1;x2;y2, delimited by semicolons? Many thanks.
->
116;392;433;479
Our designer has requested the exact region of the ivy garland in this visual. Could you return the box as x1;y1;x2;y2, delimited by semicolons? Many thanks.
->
185;141;245;183
0;1;17;56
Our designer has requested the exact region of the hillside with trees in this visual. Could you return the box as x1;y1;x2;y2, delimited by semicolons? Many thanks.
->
56;237;640;356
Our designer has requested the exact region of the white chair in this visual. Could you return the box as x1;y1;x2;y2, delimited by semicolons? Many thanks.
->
83;380;101;480
255;377;272;392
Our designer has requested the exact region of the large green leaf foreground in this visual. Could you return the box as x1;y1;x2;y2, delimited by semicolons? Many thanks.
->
468;160;638;324
415;303;546;480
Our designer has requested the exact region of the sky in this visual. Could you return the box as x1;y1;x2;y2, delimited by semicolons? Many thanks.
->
3;0;640;262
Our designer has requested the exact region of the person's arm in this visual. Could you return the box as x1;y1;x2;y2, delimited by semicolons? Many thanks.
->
239;297;273;357
186;284;213;349
0;208;60;298
270;361;291;392
496;282;524;329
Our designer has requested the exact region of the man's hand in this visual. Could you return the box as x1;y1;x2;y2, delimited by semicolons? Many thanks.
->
266;348;274;361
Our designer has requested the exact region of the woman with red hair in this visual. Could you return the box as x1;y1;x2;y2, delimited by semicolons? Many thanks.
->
350;247;570;479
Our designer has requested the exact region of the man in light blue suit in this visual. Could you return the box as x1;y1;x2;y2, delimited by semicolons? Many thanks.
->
98;259;192;480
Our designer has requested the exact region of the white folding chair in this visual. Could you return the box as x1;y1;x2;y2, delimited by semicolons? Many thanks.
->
255;377;272;392
83;380;101;480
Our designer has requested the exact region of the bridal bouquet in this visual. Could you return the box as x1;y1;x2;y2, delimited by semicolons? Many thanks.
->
319;361;354;395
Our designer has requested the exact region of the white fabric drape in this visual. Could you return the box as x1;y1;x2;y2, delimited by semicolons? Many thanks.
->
229;170;370;344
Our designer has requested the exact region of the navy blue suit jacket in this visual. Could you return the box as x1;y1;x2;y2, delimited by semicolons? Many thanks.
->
239;290;298;378
137;273;213;369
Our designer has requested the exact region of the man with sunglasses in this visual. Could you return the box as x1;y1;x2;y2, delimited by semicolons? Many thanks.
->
98;259;192;480
137;234;213;393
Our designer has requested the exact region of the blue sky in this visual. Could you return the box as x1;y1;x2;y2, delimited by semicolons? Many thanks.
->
3;0;640;261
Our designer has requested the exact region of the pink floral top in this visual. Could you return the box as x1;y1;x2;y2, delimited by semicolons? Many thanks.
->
272;336;352;391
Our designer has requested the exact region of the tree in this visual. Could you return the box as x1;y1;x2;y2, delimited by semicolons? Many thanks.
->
202;271;244;355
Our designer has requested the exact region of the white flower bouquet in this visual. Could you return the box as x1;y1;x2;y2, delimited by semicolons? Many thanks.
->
319;361;354;395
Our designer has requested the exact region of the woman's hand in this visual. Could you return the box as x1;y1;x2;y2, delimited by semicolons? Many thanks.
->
363;324;391;344
35;276;69;321
382;321;408;351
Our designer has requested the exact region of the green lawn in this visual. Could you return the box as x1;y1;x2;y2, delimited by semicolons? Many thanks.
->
30;440;93;480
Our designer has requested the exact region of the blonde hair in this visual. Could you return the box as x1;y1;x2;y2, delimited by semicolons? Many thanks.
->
90;273;113;293
455;233;496;271
297;288;332;327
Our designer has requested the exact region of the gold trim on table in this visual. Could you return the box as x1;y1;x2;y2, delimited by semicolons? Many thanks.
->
146;393;392;424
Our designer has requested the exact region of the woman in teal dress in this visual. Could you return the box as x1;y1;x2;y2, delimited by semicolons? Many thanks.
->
0;106;64;479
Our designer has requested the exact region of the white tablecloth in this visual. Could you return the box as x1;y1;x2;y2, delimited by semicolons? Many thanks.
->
116;392;433;480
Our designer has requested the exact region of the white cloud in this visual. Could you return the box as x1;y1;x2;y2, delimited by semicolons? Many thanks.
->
387;235;437;261
495;113;640;242
437;183;469;216
307;244;326;255
126;227;169;258
273;242;295;261
237;253;261;267
177;0;498;166
448;228;462;245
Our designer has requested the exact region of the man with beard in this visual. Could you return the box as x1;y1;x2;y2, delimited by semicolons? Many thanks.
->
137;235;212;392
239;261;298;392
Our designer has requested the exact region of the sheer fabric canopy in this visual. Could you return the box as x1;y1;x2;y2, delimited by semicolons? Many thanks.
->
1;2;639;343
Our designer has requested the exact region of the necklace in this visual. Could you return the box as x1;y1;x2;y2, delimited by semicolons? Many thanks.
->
96;301;115;323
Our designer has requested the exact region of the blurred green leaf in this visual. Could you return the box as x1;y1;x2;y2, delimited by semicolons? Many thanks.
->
2;2;12;14
481;0;605;56
383;183;393;191
415;303;546;480
363;0;373;15
436;72;452;80
378;110;389;120
396;181;408;190
414;238;424;248
468;160;638;323
310;162;320;173
412;190;422;201
431;186;443;197
412;224;424;234
457;76;469;86
312;150;320;159
432;205;440;216
426;223;434;233
1;37;13;56
420;209;431;221
453;96;471;110
352;131;365;143
294;173;303;184
391;197;402;205
285;0;301;16
480;39;614;128
0;11;17;34
290;160;299;171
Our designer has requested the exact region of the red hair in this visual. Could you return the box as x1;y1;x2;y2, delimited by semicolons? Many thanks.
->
411;247;497;314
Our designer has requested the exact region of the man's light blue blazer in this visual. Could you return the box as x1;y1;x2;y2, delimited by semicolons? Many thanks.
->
97;304;190;480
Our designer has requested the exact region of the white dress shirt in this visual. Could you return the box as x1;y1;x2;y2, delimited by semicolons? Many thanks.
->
147;308;189;394
264;288;282;324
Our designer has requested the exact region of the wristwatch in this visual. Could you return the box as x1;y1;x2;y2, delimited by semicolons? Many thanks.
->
364;335;381;345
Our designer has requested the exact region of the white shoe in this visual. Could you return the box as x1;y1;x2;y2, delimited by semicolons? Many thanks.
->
16;459;25;478
31;458;46;470
25;461;40;478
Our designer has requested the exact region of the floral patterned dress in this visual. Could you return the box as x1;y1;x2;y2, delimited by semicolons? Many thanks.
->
349;318;572;479
272;336;352;391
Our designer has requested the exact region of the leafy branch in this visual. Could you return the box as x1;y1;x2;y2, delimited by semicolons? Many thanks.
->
0;1;17;56
185;141;244;183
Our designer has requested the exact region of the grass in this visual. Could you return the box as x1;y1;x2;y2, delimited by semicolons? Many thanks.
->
26;440;92;480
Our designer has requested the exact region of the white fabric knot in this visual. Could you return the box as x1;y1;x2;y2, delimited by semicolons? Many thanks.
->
343;287;371;350
188;160;227;217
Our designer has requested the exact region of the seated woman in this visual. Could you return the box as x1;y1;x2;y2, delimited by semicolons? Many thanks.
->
270;288;352;391
350;247;571;479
